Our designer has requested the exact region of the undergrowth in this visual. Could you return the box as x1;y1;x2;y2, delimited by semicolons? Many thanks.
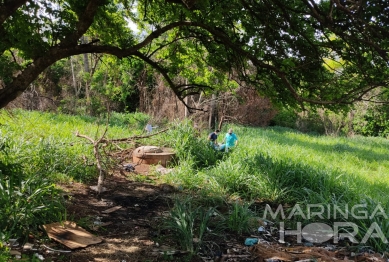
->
1;109;389;253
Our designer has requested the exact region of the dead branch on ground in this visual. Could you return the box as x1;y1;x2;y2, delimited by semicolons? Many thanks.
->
75;128;169;194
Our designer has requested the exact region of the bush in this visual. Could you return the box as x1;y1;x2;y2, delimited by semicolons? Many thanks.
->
226;201;256;235
163;196;215;253
161;120;224;168
0;135;65;242
353;107;389;137
270;108;298;129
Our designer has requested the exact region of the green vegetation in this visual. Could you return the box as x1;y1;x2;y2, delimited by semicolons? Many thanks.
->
226;201;256;235
163;196;216;253
0;109;149;245
164;123;389;204
272;105;389;138
2;1;389;112
161;121;389;252
1;109;389;255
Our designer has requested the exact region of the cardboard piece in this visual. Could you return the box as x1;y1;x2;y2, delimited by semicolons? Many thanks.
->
43;221;102;249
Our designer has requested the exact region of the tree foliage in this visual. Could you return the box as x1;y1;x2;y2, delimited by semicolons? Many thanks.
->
0;0;388;110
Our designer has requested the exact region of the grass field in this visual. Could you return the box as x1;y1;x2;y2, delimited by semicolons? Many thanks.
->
1;109;389;254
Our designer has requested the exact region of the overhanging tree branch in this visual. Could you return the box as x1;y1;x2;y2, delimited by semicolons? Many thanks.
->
0;0;27;25
1;0;389;111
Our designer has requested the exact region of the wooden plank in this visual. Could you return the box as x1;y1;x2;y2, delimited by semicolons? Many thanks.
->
101;205;122;214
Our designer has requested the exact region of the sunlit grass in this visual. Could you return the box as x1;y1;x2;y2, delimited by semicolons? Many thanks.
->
2;109;389;252
4;109;387;209
208;126;387;198
0;109;151;248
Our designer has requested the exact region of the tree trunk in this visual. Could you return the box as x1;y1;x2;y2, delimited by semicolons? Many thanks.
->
184;79;189;118
70;57;77;93
208;93;217;129
81;36;92;114
184;96;189;118
70;56;78;110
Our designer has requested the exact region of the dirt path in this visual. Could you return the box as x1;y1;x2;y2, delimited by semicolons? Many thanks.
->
60;165;175;262
47;164;253;262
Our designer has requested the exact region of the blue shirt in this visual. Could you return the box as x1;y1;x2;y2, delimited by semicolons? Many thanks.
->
208;132;218;142
225;133;238;148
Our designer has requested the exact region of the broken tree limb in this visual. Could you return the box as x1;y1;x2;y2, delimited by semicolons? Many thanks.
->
75;127;170;194
75;128;108;194
108;128;169;142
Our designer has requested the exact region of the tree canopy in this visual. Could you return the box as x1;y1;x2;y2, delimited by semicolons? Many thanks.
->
0;0;388;110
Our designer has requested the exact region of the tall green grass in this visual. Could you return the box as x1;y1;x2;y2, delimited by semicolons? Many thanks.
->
168;124;389;205
0;109;148;182
163;196;215;253
0;109;150;245
2;109;389;252
0;132;65;243
164;124;389;252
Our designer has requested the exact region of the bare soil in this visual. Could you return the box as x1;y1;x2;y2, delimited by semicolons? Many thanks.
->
11;164;388;262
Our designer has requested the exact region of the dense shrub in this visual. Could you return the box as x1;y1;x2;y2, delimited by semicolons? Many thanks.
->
161;120;224;168
0;135;65;242
353;107;389;137
270;108;298;128
271;108;326;134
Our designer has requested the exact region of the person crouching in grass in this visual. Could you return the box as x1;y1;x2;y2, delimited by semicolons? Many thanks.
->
208;129;220;149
